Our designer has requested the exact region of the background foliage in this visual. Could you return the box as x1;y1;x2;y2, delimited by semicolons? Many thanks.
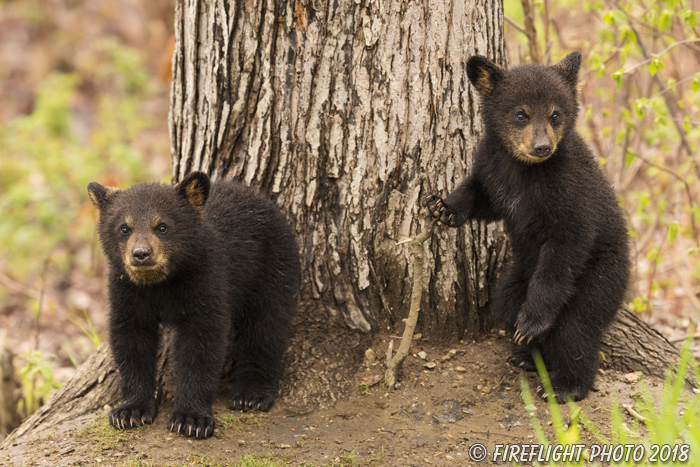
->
0;0;172;420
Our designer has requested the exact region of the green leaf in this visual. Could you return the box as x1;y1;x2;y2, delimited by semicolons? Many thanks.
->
647;248;660;264
669;222;679;245
604;9;628;25
611;69;625;89
619;25;630;42
585;104;593;122
588;52;602;70
615;128;626;144
625;150;636;166
681;9;699;28
634;99;646;119
649;55;665;77
692;73;700;93
613;9;628;24
659;10;673;32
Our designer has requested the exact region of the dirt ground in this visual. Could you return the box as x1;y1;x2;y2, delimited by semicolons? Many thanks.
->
0;332;668;467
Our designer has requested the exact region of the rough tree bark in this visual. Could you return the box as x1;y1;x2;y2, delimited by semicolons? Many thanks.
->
168;0;509;409
0;0;685;447
169;0;508;339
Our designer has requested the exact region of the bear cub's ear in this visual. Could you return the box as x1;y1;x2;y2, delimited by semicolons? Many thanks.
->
467;56;505;95
176;171;211;211
87;182;120;212
553;51;581;88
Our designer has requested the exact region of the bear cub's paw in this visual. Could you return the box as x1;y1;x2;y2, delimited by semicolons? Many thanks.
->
536;383;589;404
508;346;537;372
230;389;276;412
421;195;461;227
109;400;156;430
167;410;215;439
513;311;556;346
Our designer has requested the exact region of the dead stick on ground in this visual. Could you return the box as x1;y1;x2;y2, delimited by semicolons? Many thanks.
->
385;215;437;388
622;404;648;423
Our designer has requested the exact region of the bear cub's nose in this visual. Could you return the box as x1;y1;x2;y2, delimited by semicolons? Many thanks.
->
532;141;551;157
132;247;152;263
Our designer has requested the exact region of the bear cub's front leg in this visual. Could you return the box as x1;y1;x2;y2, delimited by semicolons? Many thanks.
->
107;314;160;431
109;399;156;430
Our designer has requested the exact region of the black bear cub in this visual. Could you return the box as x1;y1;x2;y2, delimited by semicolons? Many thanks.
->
88;172;300;438
423;52;630;401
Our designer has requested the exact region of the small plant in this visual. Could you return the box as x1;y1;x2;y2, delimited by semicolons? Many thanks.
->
77;415;146;451
68;308;102;349
17;350;61;417
236;454;288;467
216;412;265;433
522;334;700;466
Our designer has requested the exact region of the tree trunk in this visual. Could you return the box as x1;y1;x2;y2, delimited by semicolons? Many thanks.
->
168;0;510;410
170;0;508;341
0;0;685;447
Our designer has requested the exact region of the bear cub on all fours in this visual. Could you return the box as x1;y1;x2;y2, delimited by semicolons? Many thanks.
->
88;172;300;438
423;52;630;402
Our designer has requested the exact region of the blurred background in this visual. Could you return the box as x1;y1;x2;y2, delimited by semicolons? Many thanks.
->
0;0;172;422
0;0;698;427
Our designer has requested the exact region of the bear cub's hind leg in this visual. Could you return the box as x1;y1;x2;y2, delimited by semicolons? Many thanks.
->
229;293;292;412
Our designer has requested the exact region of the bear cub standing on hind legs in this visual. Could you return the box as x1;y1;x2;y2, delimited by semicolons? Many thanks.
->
88;172;300;438
423;52;630;402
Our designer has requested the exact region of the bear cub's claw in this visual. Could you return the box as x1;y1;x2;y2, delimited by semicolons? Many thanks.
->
230;391;275;412
421;195;459;226
109;401;156;430
536;384;588;403
166;410;215;439
513;313;555;346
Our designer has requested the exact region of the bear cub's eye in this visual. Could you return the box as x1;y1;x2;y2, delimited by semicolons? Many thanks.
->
516;111;528;123
551;111;561;124
156;223;168;235
120;225;131;236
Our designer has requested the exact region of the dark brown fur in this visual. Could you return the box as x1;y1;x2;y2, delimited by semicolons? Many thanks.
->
89;172;300;438
423;53;630;402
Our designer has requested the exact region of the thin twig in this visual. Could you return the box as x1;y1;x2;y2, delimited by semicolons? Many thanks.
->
34;260;49;351
385;216;437;388
621;39;700;75
504;15;527;35
622;10;694;157
631;151;699;246
670;331;700;344
0;272;42;302
623;404;648;423
521;0;541;63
